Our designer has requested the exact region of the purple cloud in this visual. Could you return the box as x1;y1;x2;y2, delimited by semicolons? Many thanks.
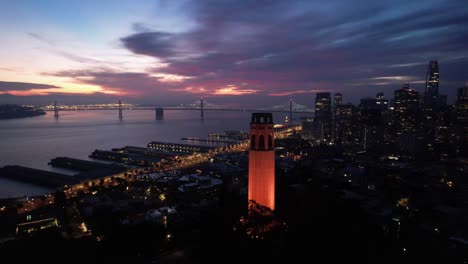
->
114;0;468;105
0;81;59;91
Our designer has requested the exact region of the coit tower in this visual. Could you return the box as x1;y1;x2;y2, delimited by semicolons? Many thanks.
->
248;113;275;210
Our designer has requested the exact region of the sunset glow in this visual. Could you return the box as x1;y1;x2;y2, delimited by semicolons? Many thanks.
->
0;0;467;106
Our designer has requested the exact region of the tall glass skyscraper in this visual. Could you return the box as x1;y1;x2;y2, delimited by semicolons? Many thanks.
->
425;60;439;97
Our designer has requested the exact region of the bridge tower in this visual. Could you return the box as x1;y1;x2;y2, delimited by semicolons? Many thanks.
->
53;100;59;118
118;99;123;119
155;107;164;120
200;97;204;119
289;99;293;122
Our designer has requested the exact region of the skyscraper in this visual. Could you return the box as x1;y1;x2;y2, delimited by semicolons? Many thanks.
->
315;92;332;142
248;113;275;210
376;92;388;111
456;85;468;109
394;84;419;154
423;60;444;107
332;93;343;143
359;97;384;150
425;60;439;96
316;92;332;118
394;84;419;134
334;104;355;145
333;93;342;111
456;85;468;156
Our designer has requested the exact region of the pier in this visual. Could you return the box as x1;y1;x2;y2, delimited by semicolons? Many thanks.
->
0;166;79;188
181;137;241;144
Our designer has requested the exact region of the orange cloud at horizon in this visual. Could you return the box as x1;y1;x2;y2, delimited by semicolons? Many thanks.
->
174;84;258;96
0;83;122;96
212;85;258;95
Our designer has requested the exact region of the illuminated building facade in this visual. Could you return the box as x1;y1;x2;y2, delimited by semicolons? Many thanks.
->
394;84;419;134
334;104;356;145
393;84;419;153
148;141;215;154
248;113;275;210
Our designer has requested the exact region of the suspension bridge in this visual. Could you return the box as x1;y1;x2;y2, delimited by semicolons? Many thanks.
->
45;98;314;120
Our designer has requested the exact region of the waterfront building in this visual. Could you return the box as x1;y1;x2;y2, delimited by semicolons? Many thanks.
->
147;141;215;154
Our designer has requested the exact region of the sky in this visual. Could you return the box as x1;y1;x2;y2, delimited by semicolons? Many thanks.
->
0;0;467;107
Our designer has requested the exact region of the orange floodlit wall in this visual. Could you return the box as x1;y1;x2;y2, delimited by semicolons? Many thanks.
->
248;113;275;210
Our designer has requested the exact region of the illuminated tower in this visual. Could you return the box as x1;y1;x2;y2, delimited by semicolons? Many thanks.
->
248;113;275;210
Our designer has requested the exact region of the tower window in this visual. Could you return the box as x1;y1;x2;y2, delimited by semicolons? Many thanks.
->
259;135;265;150
251;135;256;148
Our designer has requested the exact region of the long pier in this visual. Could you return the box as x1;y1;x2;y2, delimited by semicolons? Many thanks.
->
181;137;242;144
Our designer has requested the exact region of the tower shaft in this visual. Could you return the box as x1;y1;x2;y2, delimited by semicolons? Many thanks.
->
248;113;275;210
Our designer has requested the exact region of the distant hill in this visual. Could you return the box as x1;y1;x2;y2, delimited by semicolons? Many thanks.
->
0;104;46;119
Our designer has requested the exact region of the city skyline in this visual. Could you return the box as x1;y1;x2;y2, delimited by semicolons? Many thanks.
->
1;0;468;107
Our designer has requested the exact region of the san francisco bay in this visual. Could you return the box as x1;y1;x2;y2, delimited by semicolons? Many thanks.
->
0;109;292;198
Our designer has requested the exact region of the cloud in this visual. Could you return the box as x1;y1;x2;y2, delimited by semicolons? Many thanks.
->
116;0;467;105
0;92;121;105
12;0;466;106
269;90;328;97
121;31;179;59
0;81;59;92
47;70;170;96
55;51;103;64
0;67;16;72
212;85;258;95
27;32;55;45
